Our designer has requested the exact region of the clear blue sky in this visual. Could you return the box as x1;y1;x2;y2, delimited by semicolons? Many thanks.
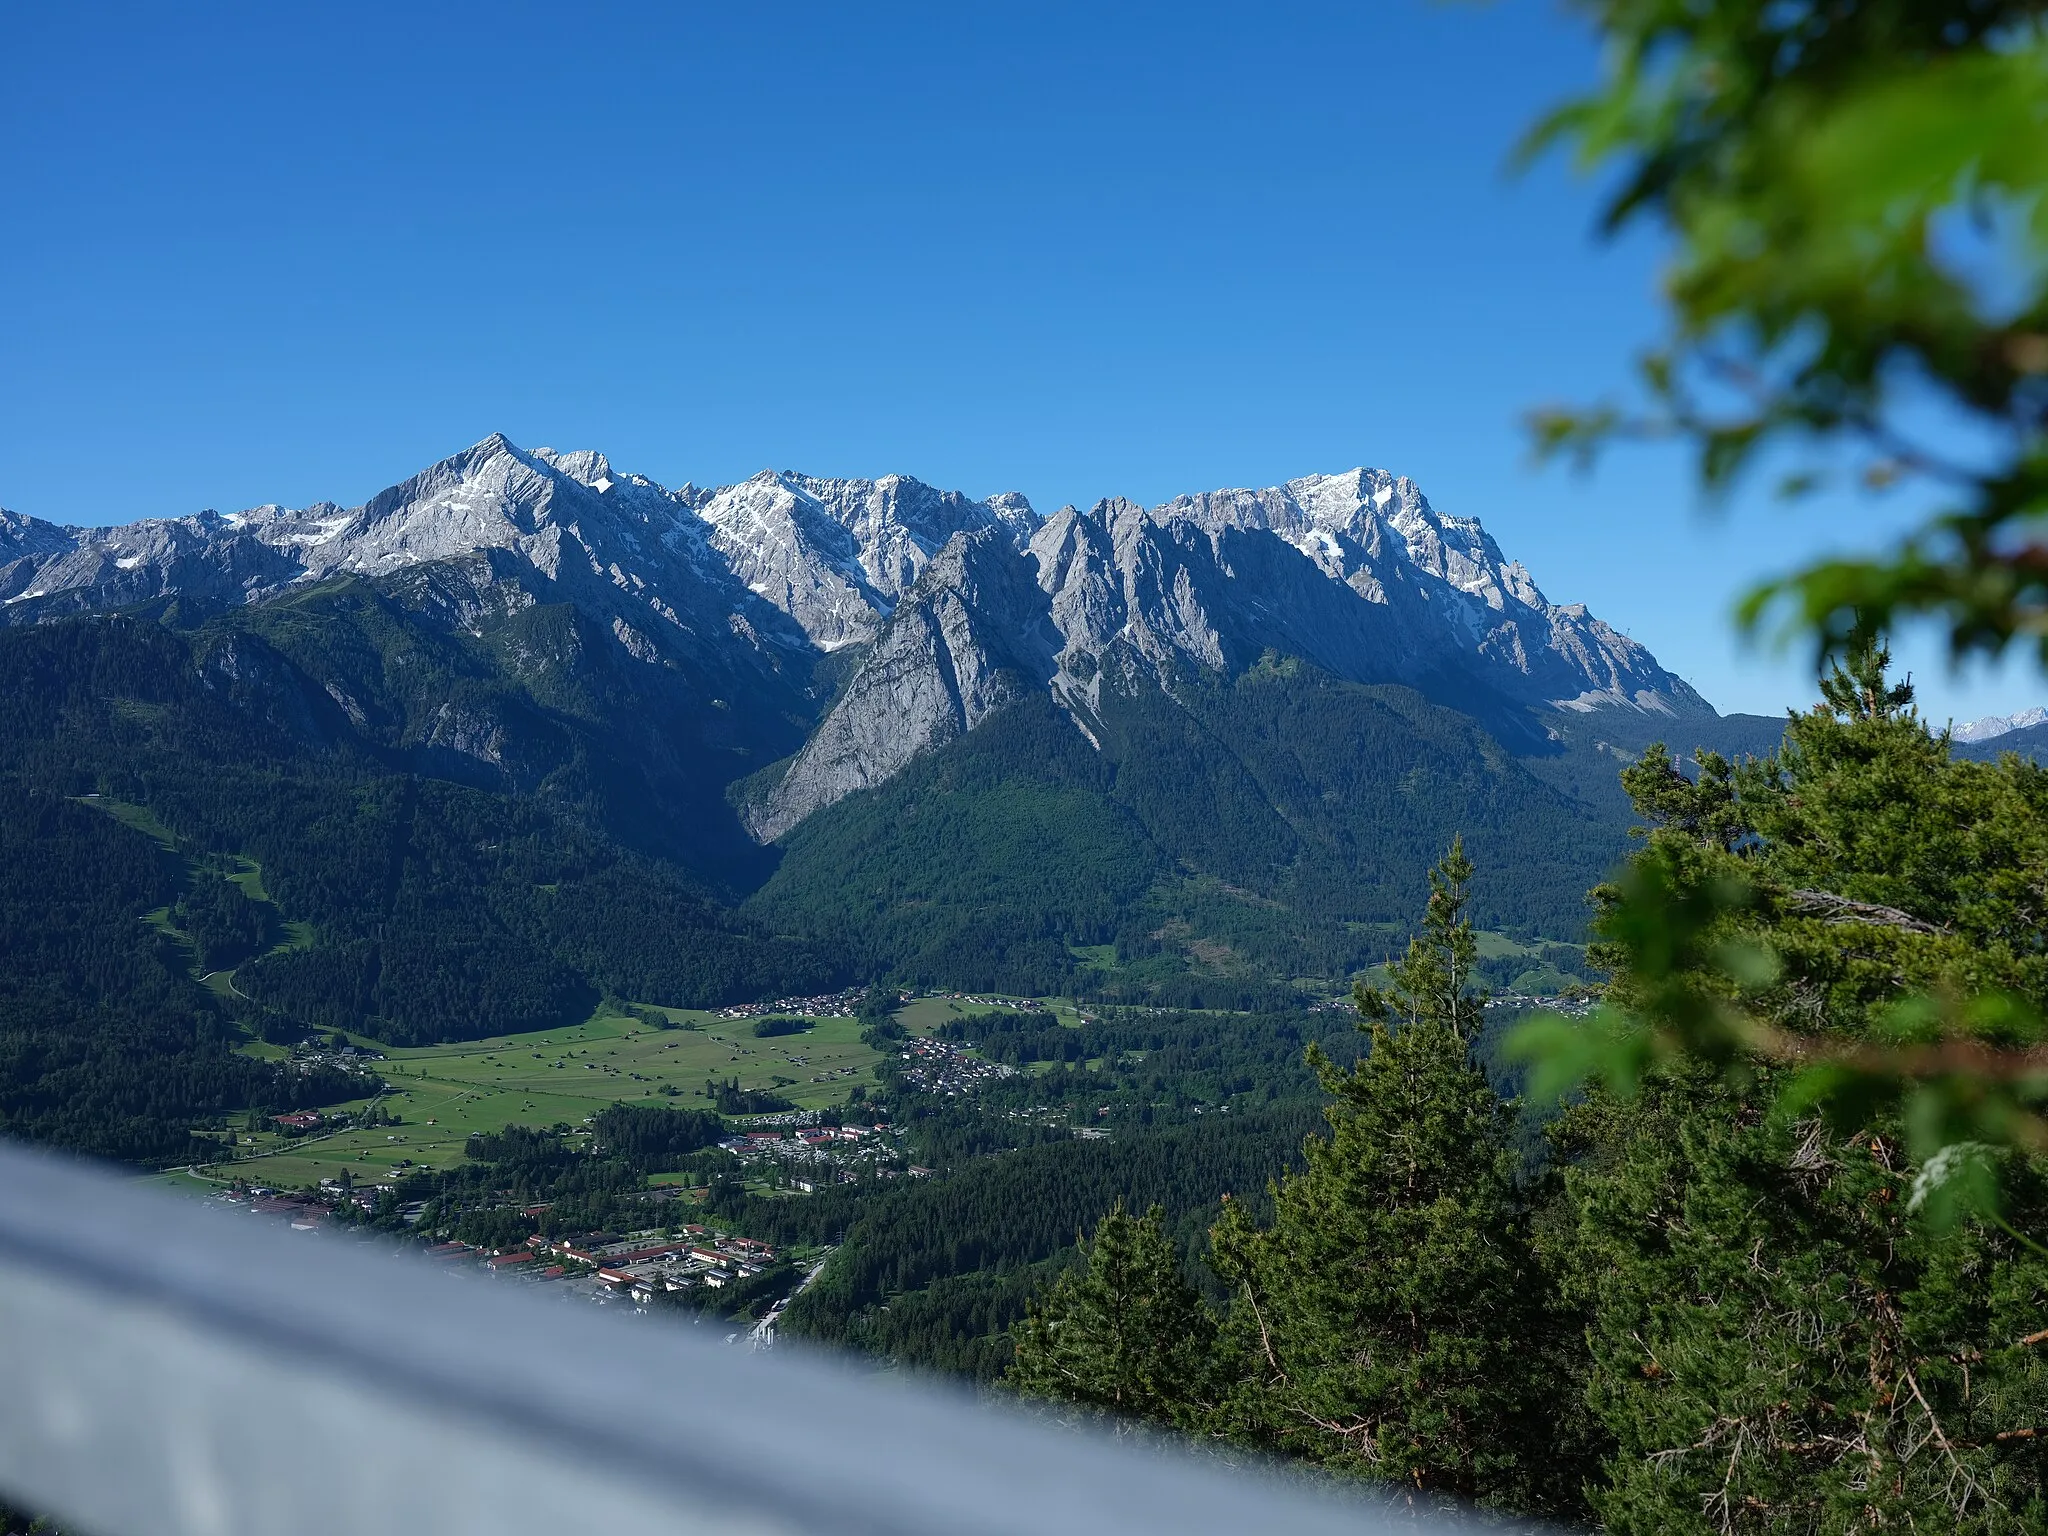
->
4;1;2039;724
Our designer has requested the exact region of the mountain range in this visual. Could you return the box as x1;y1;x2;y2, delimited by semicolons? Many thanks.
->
0;434;1782;1012
1955;707;2048;745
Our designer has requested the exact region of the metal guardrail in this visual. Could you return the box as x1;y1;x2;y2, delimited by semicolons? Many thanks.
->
0;1142;1486;1536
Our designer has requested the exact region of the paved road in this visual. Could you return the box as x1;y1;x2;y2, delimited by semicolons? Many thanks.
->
748;1248;834;1350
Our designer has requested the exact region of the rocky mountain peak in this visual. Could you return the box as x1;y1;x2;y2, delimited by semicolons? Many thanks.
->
531;446;615;490
744;524;1059;841
697;468;1038;652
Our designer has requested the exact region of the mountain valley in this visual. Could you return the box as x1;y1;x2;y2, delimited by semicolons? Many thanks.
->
0;434;1785;987
0;434;1790;1161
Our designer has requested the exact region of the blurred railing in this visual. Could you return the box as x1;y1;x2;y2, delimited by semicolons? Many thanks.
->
0;1140;1480;1536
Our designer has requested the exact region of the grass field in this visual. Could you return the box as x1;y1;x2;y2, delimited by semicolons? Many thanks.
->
83;794;176;849
208;1001;899;1188
894;996;1087;1033
192;988;1083;1189
1471;929;1591;993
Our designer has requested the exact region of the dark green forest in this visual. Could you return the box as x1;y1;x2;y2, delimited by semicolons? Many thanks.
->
0;599;836;1157
0;788;360;1163
744;655;1778;994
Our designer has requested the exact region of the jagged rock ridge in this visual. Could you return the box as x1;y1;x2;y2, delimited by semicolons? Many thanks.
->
1;435;1712;839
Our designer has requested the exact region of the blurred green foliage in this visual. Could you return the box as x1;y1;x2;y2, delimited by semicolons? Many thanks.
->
1511;642;2048;1225
1531;0;2048;665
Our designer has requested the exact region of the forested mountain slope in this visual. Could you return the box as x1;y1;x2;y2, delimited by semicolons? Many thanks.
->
0;434;1795;1028
743;662;1659;994
0;603;837;1124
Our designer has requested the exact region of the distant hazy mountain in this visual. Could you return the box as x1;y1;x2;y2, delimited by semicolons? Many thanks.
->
1954;707;2048;744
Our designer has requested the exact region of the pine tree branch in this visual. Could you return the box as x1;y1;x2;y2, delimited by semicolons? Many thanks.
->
1741;1024;2048;1108
1782;889;1945;936
1240;1280;1286;1382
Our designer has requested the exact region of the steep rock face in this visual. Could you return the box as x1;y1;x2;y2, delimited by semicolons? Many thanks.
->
696;470;1039;651
748;470;1708;838
1075;471;1702;715
0;509;82;592
745;527;1061;839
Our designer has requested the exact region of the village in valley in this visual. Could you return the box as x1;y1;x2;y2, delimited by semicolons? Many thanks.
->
156;976;1593;1335
157;989;1073;1328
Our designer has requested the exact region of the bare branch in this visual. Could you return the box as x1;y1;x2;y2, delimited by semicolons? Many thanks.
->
1782;889;1946;936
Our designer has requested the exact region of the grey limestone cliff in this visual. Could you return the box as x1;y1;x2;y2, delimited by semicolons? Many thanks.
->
743;527;1061;840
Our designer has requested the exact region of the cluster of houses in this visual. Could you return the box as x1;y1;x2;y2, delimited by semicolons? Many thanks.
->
420;1226;782;1303
1481;990;1597;1017
283;1038;386;1080
718;1120;903;1189
214;1176;414;1228
215;1186;335;1230
895;1039;1017;1098
714;988;870;1021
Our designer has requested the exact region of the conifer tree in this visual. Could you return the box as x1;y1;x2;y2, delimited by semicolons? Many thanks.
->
1005;1202;1219;1433
1556;649;2048;1532
1208;840;1564;1513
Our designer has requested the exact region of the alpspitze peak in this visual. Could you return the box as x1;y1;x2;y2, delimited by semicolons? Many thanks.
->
531;447;614;489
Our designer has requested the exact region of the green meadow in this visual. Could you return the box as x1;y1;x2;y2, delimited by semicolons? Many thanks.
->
893;996;1086;1033
188;991;1080;1188
208;1002;895;1188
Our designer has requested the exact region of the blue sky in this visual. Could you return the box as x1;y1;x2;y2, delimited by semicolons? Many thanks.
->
3;1;2038;724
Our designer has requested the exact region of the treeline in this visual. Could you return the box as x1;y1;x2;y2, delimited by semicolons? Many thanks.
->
586;1101;725;1169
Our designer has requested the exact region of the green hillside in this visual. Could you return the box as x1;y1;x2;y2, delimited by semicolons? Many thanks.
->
0;584;1789;1161
746;656;1653;995
0;601;844;1159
